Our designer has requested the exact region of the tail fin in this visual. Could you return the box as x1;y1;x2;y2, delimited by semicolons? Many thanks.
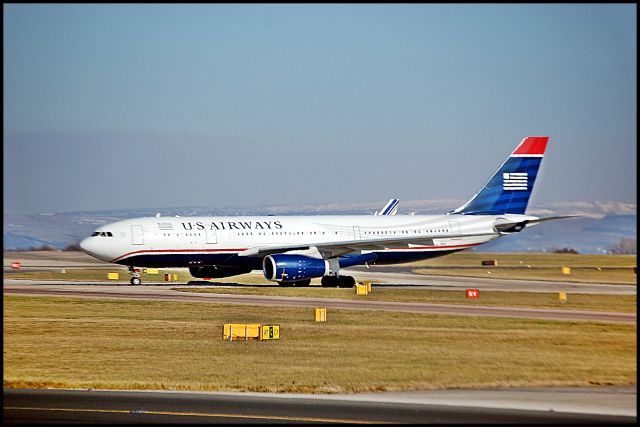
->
375;198;399;215
451;136;549;215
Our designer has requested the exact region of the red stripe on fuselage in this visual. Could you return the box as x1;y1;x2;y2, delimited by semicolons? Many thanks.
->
111;248;247;263
111;242;482;263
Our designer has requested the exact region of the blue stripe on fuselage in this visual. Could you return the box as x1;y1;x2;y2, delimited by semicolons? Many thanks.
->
114;253;261;269
367;249;466;265
114;249;465;270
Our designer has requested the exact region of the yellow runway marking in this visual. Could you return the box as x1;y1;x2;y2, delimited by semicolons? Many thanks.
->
5;406;391;424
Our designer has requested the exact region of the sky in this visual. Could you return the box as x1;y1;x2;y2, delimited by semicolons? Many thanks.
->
4;4;637;215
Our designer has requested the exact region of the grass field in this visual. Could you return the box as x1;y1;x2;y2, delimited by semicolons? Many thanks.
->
404;252;637;268
3;295;636;393
397;253;637;285
411;266;636;285
175;287;637;313
4;268;188;283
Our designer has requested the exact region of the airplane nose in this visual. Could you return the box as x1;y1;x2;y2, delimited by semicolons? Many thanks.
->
79;237;90;253
79;237;102;259
79;235;113;262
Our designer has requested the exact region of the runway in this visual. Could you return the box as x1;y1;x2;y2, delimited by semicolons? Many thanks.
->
4;279;636;323
5;266;636;295
345;268;638;295
4;387;636;423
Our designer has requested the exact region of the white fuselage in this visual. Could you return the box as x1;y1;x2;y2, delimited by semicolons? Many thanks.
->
79;213;535;267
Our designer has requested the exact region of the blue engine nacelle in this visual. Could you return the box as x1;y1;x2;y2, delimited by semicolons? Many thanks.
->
263;254;329;282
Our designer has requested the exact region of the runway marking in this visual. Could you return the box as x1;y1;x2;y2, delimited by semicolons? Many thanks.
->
4;406;391;424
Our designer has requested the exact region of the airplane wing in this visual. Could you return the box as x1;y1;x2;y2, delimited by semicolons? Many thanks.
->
237;231;496;259
237;215;580;258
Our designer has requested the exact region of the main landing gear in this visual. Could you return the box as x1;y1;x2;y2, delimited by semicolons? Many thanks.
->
278;279;312;287
321;275;356;288
277;277;354;287
129;266;141;285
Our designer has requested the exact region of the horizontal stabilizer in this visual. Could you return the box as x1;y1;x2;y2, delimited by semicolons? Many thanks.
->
493;214;581;234
525;214;583;223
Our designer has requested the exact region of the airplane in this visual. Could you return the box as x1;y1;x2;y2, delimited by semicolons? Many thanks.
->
80;136;573;287
374;198;399;216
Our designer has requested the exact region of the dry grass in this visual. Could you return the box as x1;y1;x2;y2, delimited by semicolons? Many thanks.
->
404;253;637;285
4;268;185;283
411;266;636;285
3;295;636;393
407;252;637;268
175;287;637;313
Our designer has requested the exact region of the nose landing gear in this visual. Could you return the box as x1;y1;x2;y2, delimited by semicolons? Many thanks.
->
129;266;142;285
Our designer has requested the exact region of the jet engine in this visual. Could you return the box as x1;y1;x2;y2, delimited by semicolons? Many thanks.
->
263;254;329;283
189;266;253;279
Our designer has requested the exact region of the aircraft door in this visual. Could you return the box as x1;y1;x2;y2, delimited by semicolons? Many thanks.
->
131;225;144;245
206;228;217;244
353;226;361;240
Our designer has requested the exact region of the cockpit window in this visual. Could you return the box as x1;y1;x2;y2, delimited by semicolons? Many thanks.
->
92;231;114;237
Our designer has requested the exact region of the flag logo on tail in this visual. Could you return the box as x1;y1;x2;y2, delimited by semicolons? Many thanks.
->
503;172;528;190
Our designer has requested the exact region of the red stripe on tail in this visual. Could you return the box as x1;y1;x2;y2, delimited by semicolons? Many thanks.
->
512;136;549;155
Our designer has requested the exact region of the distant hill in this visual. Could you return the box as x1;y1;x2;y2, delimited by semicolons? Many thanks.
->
3;200;636;254
475;214;636;254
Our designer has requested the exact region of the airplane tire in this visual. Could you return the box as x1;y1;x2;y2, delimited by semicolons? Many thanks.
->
278;281;294;287
294;279;311;287
321;276;338;287
338;276;356;288
131;277;141;286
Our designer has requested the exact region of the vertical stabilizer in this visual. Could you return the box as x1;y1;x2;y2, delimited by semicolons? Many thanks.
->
375;198;399;215
451;137;549;215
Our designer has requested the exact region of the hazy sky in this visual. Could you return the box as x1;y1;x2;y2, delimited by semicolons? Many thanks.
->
4;4;637;215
